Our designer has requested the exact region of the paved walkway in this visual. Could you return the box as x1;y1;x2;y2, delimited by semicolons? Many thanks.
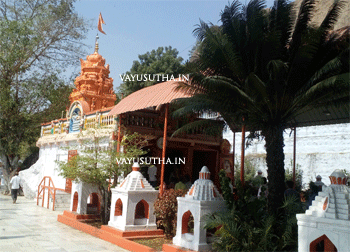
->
0;192;129;252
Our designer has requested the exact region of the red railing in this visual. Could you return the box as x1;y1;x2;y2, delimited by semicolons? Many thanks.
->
37;176;65;211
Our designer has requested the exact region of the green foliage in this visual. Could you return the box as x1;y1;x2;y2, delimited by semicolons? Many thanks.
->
57;128;118;186
219;170;235;210
285;159;303;191
207;171;303;252
116;131;150;176
233;157;258;186
118;46;184;97
174;0;349;214
0;0;89;192
154;189;187;238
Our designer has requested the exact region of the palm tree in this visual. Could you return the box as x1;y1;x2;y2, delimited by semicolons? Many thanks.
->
174;0;349;214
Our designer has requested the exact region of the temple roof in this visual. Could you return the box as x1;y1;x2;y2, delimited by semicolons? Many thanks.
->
108;80;192;116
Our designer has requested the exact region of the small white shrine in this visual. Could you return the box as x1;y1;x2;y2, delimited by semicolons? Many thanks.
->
70;181;100;215
108;162;158;231
297;169;350;252
173;166;226;251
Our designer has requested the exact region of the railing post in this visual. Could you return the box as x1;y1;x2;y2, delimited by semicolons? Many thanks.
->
42;177;46;207
37;181;41;206
47;182;50;209
53;188;56;211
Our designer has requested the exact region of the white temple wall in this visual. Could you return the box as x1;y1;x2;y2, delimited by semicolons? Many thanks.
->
223;123;350;187
20;134;111;199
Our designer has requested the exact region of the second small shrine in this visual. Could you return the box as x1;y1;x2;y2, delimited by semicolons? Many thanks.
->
172;166;226;251
108;163;159;231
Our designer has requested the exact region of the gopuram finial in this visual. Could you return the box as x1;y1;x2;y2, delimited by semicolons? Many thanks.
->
94;34;99;53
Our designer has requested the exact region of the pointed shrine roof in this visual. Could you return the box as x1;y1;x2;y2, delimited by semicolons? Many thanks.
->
186;166;223;201
117;163;156;192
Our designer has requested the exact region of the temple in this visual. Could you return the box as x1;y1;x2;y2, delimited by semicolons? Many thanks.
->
20;42;232;211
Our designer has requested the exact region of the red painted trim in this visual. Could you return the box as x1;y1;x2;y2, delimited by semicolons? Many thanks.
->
58;211;159;252
163;244;194;252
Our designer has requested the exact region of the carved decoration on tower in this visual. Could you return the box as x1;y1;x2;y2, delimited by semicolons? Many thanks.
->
69;41;116;111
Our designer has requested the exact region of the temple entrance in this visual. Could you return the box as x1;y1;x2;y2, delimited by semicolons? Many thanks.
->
192;151;217;181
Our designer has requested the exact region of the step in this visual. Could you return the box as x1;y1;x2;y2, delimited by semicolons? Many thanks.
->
37;190;71;211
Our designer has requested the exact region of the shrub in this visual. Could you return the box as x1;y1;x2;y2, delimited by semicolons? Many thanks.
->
154;189;186;238
206;170;302;251
285;159;303;191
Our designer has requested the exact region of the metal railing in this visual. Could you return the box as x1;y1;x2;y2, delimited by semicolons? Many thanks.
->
37;176;65;211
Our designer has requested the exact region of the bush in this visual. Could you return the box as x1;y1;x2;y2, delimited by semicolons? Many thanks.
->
154;189;186;238
285;159;303;191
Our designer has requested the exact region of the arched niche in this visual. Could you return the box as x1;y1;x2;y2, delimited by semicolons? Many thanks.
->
181;210;194;234
134;199;149;225
310;234;337;252
115;198;123;216
87;192;100;215
69;107;81;133
67;100;90;133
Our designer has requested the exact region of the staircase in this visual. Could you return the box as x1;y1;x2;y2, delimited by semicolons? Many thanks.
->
37;190;71;211
53;191;71;211
37;176;71;211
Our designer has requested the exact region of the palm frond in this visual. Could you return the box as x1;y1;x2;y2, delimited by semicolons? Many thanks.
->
301;47;349;92
220;0;243;49
194;25;244;78
193;19;211;42
288;72;350;118
319;0;346;42
288;0;316;60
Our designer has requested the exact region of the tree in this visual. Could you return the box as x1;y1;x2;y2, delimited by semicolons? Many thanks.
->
174;0;349;214
118;46;184;97
57;129;148;224
0;0;89;193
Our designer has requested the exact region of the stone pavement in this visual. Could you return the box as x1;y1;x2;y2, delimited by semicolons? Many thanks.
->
0;192;129;252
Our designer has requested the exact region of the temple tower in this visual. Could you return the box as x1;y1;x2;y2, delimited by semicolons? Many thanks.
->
69;40;116;112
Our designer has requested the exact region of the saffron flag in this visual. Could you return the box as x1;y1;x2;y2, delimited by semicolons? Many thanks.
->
98;12;106;35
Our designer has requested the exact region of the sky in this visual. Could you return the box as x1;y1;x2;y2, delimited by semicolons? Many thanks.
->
73;0;276;90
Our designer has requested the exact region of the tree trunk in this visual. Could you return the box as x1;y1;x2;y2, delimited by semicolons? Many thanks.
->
0;153;18;194
263;125;286;215
99;187;111;225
